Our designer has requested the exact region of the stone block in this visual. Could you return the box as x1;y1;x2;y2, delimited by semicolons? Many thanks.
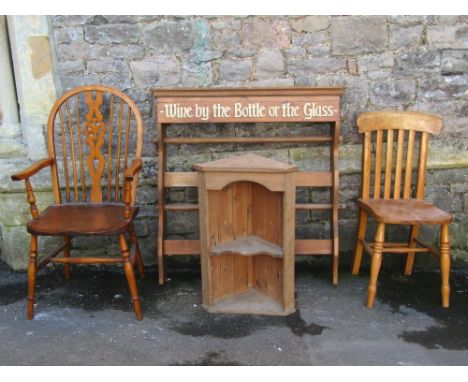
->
56;42;102;61
387;16;423;27
389;25;424;50
284;46;306;60
292;31;329;49
241;18;290;49
427;24;468;49
396;49;440;72
130;57;180;88
53;26;84;44
256;49;284;79
0;225;61;270
0;225;31;270
248;78;295;87
417;75;468;102
213;30;241;51
84;24;141;44
98;44;144;60
291;16;330;33
218;59;252;82
86;59;129;74
0;191;54;227
441;50;468;75
52;16;94;27
370;79;417;107
287;58;347;77
182;62;213;87
58;60;85;75
211;18;241;31
144;20;201;53
331;16;388;55
0;139;27;158
357;52;394;73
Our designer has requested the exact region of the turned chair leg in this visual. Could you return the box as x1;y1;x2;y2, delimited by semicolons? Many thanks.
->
367;223;385;308
63;236;72;279
440;224;450;308
27;235;38;320
404;225;420;276
129;224;145;279
119;234;142;320
352;209;368;275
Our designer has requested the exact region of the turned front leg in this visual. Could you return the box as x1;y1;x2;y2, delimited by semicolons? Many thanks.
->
367;223;385;308
119;234;142;320
27;235;38;320
440;224;450;308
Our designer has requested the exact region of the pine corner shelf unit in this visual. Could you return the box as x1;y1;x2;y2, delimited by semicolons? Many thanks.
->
195;153;297;315
152;87;345;288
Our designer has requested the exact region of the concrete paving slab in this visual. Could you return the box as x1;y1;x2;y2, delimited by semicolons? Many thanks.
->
0;260;467;365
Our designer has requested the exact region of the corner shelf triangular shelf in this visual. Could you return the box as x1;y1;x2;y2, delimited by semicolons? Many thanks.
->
210;235;283;258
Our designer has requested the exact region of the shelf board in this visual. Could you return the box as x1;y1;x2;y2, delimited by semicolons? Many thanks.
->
165;136;332;144
206;288;293;316
210;235;283;258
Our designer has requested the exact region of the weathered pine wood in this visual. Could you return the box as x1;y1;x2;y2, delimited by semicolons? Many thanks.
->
155;87;343;287
211;235;283;258
383;129;394;199
197;154;295;315
164;136;332;144
374;130;383;199
352;111;452;309
157;121;166;285
331;121;340;285
393;129;405;199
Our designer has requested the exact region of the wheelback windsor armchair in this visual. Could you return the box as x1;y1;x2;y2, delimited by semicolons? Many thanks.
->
11;85;145;320
351;111;453;309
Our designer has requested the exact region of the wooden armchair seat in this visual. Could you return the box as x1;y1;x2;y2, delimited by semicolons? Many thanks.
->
27;204;139;236
357;198;453;225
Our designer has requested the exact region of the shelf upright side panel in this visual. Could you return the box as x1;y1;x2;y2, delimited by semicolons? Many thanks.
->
282;172;296;313
198;173;211;306
331;121;340;285
157;122;167;285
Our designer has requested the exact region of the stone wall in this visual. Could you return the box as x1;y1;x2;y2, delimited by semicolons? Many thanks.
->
0;15;467;270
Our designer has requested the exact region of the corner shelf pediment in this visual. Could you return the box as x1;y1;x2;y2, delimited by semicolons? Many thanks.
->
210;235;283;258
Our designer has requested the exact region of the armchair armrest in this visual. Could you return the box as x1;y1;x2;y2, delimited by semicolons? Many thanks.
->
11;158;54;181
123;159;143;219
124;159;143;181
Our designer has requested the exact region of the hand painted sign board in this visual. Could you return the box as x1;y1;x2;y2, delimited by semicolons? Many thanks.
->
153;88;343;124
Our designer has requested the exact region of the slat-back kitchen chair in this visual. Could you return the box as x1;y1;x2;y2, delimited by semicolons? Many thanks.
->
351;111;453;309
11;85;145;320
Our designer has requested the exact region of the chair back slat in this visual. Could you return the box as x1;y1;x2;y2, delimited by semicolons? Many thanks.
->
403;130;416;200
383;129;394;199
47;85;143;205
373;130;383;199
106;94;115;201
75;95;86;201
393;129;405;199
361;131;372;199
357;111;442;202
58;107;70;202
115;98;124;202
416;132;429;199
65;99;79;201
